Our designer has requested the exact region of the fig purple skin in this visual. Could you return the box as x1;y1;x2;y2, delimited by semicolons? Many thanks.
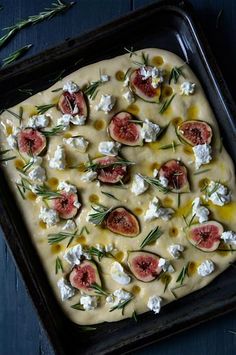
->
69;260;101;294
108;111;142;146
159;159;189;192
53;191;80;219
177;120;212;146
187;221;223;252
127;250;162;282
106;207;140;237
17;128;46;156
58;90;88;117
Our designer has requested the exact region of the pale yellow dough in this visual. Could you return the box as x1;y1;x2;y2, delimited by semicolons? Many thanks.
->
0;48;236;325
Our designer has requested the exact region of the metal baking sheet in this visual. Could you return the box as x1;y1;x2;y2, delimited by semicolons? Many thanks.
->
0;1;236;354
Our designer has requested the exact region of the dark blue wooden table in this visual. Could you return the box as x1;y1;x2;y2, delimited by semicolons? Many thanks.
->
0;1;236;354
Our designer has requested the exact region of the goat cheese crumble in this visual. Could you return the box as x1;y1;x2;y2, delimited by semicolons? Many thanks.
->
180;81;196;95
110;262;131;285
106;289;132;305
197;260;215;277
57;114;71;128
63;136;89;152
63;244;91;266
80;295;98;311
57;278;75;301
98;141;121;156
70;115;86;126
28;114;50;128
123;90;135;104
140;66;163;88
167;244;184;259
28;166;46;182
192;197;209;223
192;143;212;169
100;74;110;82
95;94;116;113
144;197;174;222
63;81;80;94
147;295;162;314
141;119;161;142
62;219;77;231
6;134;18;149
39;207;59;227
57;181;77;193
49;145;66;170
221;231;236;245
80;171;97;182
205;181;231;206
159;258;175;273
131;174;149;196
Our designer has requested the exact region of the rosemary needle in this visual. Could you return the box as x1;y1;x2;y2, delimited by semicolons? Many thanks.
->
140;226;162;249
0;0;75;49
2;44;32;67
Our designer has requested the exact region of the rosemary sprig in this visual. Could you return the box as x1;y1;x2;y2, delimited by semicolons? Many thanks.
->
0;0;74;49
88;205;112;225
48;229;78;246
17;158;34;174
132;310;138;322
90;283;109;296
182;213;196;228
176;263;189;285
101;191;120;201
0;149;16;162
33;184;61;200
49;69;66;83
80;225;90;235
140;226;162;249
159;94;176;114
109;296;134;315
70;303;85;311
170;284;186;299
193;168;211;176
177;193;181;208
85;157;135;172
55;256;64;274
42;125;64;137
138;174;171;194
124;46;137;58
132;51;149;66
159;141;180;152
18;88;33;95
5;109;22;122
15;177;32;198
169;65;185;84
51;87;63;92
84;80;103;100
36;103;56;114
201;180;221;198
163;274;171;293
2;44;32;67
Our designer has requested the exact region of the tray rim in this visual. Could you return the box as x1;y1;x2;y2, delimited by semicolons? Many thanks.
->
0;1;236;354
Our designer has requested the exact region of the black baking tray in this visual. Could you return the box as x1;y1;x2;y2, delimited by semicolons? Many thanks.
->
0;1;236;354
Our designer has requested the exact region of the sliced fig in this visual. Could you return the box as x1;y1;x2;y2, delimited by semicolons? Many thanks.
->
127;250;162;282
159;159;189;193
53;191;80;219
58;90;88;117
177;120;212;146
106;207;140;237
93;156;128;184
17;128;46;156
69;260;101;294
129;67;162;103
108;111;142;146
187;221;223;252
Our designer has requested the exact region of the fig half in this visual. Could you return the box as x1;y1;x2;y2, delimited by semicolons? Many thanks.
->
177;120;212;146
187;221;223;252
17;128;46;156
93;156;128;184
69;260;101;294
127;250;162;282
106;207;140;237
53;192;80;219
58;90;88;117
129;66;162;103
159;159;190;193
108;111;142;146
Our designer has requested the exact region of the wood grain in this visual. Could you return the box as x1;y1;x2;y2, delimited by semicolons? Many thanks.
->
0;1;236;354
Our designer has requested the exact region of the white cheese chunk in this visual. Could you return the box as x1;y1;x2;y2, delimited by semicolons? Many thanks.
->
6;134;18;149
158;258;175;273
144;197;174;222
123;76;129;87
106;289;132;305
63;244;91;266
205;180;231;206
221;231;236;245
80;171;97;182
122;90;135;104
57;114;71;129
98;141;121;156
131;174;149;196
62;219;77;231
141;119;161;142
197;260;215;277
63;81;80;94
28;166;46;182
147;295;162;314
159;176;169;187
180;81;196;95
39;207;59;227
57;181;77;193
28;114;50;128
105;243;114;252
100;74;110;82
110;262;131;285
167;244;184;259
70;115;86;126
57;278;75;301
192;143;212;169
49;145;66;170
63;136;89;152
80;295;98;311
95;94;116;113
192;197;209;223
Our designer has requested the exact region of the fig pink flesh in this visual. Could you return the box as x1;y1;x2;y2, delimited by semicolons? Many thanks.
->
109;111;142;146
159;159;188;191
190;223;221;250
53;192;79;219
129;252;162;282
17;128;46;156
179;121;212;146
58;91;87;117
132;67;157;97
70;264;96;291
94;156;127;184
106;207;140;237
